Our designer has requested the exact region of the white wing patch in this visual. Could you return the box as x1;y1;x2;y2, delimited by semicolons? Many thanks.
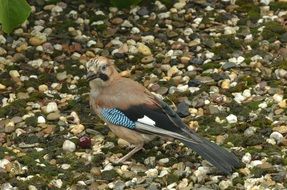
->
137;115;156;126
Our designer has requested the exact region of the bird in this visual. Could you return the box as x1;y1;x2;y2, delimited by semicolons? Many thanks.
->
86;56;240;175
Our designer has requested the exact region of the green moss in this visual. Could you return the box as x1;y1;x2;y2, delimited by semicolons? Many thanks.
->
14;134;45;144
262;21;286;42
101;169;118;181
270;2;287;11
0;147;16;158
25;116;38;127
92;153;105;166
202;62;221;70
0;99;27;118
233;177;244;185
0;72;16;87
245;101;261;110
250;115;272;129
166;173;180;184
236;0;260;22
245;134;265;146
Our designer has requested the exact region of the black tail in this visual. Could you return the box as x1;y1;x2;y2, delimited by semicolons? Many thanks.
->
181;135;241;175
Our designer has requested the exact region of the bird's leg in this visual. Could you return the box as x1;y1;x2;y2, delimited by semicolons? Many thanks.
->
116;144;143;163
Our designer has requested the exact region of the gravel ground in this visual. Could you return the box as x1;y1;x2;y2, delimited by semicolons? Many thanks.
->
1;0;287;189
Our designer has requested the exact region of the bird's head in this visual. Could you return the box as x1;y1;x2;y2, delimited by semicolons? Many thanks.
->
86;56;119;85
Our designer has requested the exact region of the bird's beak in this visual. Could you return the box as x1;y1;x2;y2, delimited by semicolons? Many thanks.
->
86;72;98;81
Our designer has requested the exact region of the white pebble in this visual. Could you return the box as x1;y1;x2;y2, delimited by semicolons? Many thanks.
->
37;116;46;124
249;160;262;168
62;140;76;152
266;138;276;145
38;84;48;92
242;153;252;164
87;40;97;47
194;166;209;182
61;164;71;170
233;92;246;103
9;70;20;78
141;35;155;43
270;132;284;144
46;102;58;113
158;169;169;177
184;28;193;36
158;158;169;164
219;179;232;190
50;179;63;188
145;168;158;177
244;127;256;137
177;84;188;92
260;0;270;5
167;66;179;77
226;114;238;124
0;159;10;169
187;65;195;71
258;102;267;109
0;35;6;44
273;94;283;103
242;89;251;98
158;12;170;19
121;20;133;27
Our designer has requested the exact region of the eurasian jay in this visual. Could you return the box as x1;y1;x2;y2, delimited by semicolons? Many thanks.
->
86;56;240;174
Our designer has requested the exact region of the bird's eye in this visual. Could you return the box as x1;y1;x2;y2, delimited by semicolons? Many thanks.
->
101;65;107;71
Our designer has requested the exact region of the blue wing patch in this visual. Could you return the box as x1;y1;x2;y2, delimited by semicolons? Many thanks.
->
101;108;136;129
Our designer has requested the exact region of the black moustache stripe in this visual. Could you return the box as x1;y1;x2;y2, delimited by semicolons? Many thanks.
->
99;73;109;81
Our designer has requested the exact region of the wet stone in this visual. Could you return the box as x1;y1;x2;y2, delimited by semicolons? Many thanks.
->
176;102;190;117
222;62;237;70
141;56;154;63
188;79;201;87
137;6;149;16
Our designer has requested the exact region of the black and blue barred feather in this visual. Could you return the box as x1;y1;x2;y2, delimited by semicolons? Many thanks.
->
101;108;136;129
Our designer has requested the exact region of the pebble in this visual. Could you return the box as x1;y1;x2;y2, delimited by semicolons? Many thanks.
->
194;166;209;182
174;1;186;9
158;158;169;165
145;168;158;177
56;71;67;81
0;83;6;90
167;66;179;77
270;132;284;144
226;114;238;124
141;35;155;43
45;102;58;113
9;70;20;78
273;125;287;134
242;152;252;164
38;84;48;92
176;102;190;117
273;94;283;103
70;124;85;135
62;140;76;152
4;122;15;133
219;180;232;190
37;116;46;124
221;79;230;89
0;159;10;169
0;35;6;44
47;112;60;120
29;35;47;46
278;100;287;108
244;127;256;137
50;179;63;188
141;56;154;63
137;43;152;55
